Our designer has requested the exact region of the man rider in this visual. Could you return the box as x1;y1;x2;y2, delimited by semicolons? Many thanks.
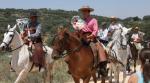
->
98;22;108;46
107;16;123;49
127;27;145;50
72;6;107;76
21;11;45;71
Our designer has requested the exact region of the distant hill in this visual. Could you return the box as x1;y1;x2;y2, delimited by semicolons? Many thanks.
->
0;8;150;44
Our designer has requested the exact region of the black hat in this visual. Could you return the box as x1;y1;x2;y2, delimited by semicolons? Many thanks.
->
29;11;39;17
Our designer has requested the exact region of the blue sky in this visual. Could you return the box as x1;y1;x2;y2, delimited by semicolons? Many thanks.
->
0;0;150;18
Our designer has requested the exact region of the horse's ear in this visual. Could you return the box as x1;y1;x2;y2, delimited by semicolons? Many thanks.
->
7;24;11;30
12;24;17;31
64;31;69;38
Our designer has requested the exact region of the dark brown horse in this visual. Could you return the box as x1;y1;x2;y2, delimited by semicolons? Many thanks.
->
127;42;138;73
51;28;97;83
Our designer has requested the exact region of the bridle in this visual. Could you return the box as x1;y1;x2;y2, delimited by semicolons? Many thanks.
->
52;33;82;57
120;28;127;49
2;30;24;52
2;31;15;50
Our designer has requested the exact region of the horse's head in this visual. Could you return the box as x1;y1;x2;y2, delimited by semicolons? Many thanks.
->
51;27;80;60
0;24;17;51
120;27;130;49
51;27;70;59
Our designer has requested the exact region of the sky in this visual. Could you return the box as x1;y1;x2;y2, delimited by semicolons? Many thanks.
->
0;0;150;19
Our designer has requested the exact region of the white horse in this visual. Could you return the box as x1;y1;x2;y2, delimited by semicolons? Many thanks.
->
0;24;54;83
107;27;130;83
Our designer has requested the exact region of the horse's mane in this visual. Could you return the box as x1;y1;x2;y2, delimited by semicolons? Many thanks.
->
66;31;81;43
14;30;24;44
111;28;122;41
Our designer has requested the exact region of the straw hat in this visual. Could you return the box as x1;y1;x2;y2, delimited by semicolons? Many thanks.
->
110;16;117;19
78;6;94;12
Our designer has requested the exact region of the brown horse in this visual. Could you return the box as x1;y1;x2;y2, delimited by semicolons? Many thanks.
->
51;28;97;83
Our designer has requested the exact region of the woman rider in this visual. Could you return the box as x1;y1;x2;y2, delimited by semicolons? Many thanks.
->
128;48;150;83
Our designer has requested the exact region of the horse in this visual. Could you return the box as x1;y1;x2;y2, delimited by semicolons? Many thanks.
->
126;41;138;73
0;24;54;83
51;28;97;83
107;27;129;83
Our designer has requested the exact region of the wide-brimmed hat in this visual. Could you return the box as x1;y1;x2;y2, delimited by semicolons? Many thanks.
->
101;22;107;26
29;11;39;17
135;27;139;30
110;16;117;19
79;6;94;12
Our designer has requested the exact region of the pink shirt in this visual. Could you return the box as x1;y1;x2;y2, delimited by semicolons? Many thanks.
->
81;17;98;37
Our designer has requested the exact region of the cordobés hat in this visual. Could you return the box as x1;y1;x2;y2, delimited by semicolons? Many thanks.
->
79;5;94;12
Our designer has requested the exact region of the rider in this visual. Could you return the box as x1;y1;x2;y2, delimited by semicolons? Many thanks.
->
97;22;108;46
127;26;145;50
72;6;107;75
21;11;45;70
107;16;123;49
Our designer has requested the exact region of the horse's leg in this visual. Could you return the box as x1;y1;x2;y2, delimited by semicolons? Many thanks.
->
126;57;131;73
92;71;97;83
134;59;136;72
72;76;80;83
101;76;106;83
83;75;91;83
114;64;119;83
97;67;101;79
122;66;126;83
44;63;54;83
14;61;33;83
108;63;113;83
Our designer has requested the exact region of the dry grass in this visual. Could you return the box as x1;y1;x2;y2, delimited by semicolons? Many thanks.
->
0;53;72;83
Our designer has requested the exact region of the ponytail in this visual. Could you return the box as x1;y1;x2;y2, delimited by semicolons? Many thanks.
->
139;48;150;83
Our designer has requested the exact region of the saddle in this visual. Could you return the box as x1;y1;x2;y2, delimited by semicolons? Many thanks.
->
80;32;107;67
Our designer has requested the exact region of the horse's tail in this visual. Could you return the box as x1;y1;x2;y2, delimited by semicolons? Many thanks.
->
29;63;34;72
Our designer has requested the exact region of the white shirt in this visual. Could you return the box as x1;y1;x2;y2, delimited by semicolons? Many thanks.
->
108;23;123;32
98;28;108;41
131;33;139;42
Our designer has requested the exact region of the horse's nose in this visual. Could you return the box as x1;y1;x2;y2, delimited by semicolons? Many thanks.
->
52;54;60;60
0;46;5;51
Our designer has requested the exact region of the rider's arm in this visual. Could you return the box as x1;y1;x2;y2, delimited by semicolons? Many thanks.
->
91;19;98;37
30;24;41;37
100;29;108;40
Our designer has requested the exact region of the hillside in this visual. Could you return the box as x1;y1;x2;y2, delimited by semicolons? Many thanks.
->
0;8;150;43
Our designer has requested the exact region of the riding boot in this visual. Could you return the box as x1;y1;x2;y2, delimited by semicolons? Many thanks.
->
99;61;108;77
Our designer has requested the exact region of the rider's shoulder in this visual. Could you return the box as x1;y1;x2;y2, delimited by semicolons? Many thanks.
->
91;18;98;22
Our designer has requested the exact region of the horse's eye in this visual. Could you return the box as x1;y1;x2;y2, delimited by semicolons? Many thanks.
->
9;35;13;37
